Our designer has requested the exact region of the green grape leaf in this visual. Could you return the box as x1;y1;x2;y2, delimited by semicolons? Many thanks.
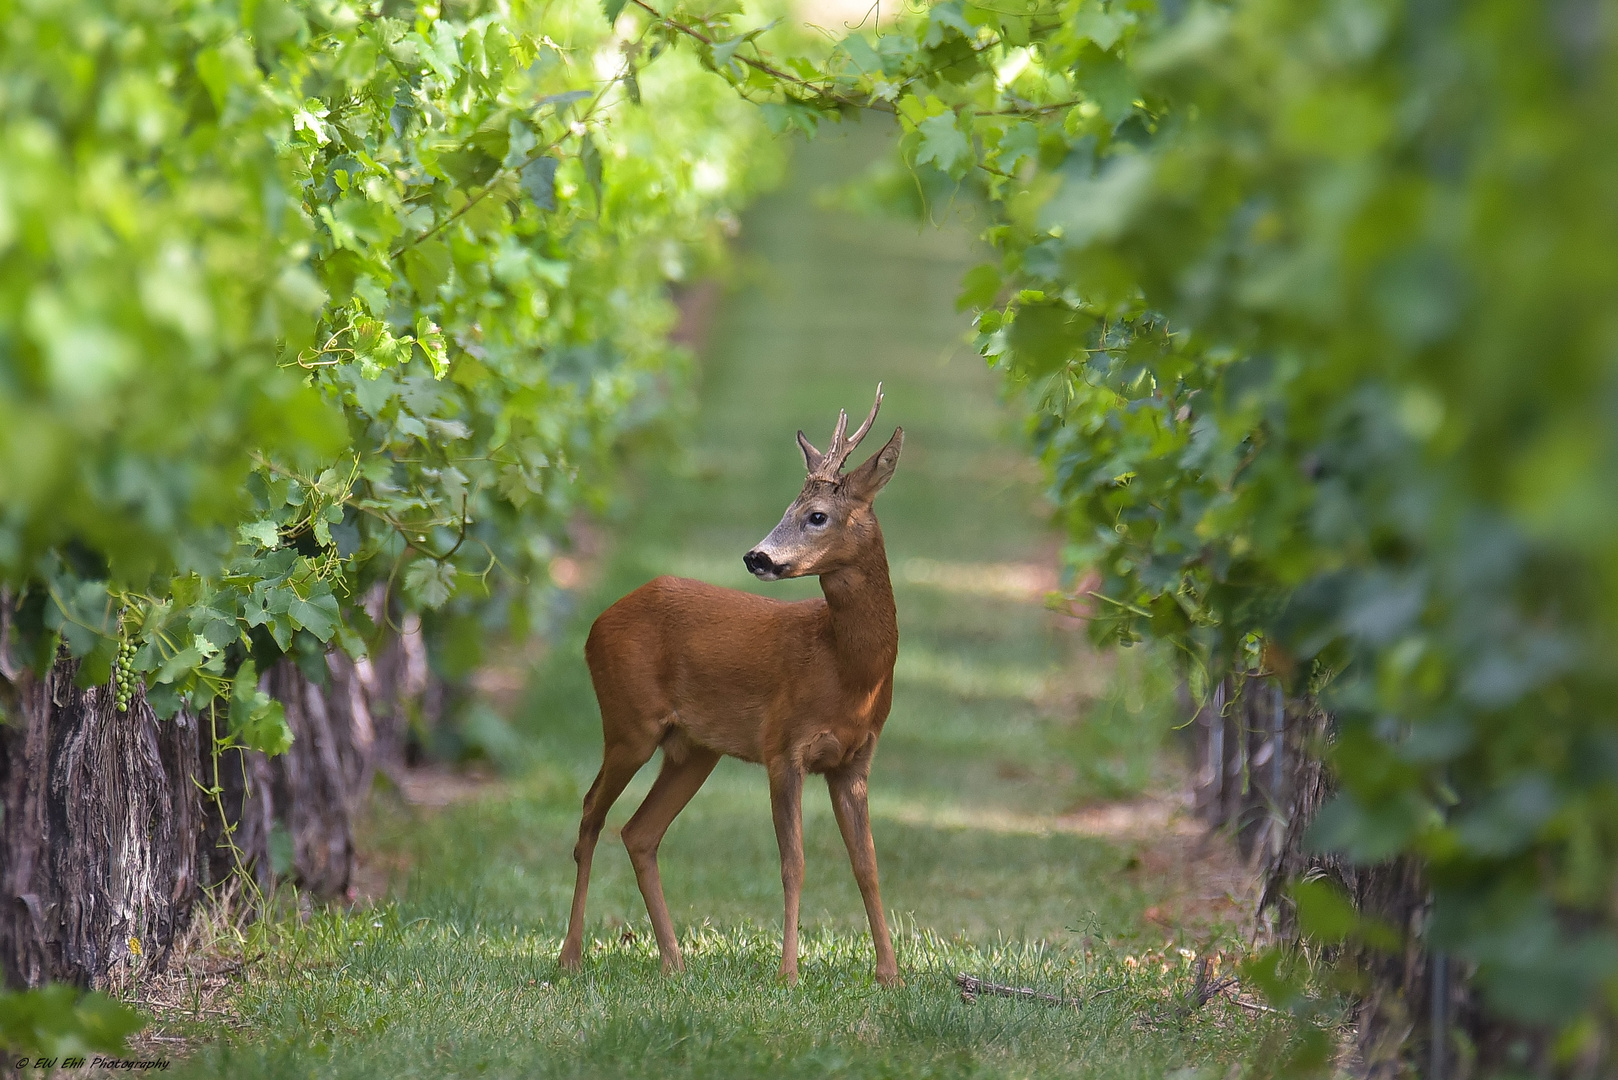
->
287;593;340;641
1072;47;1137;124
238;698;293;756
145;683;184;721
266;616;292;652
1039;154;1153;248
914;112;972;178
1007;303;1095;376
1072;5;1132;50
956;263;1002;312
402;240;453;299
154;647;205;686
404;559;458;609
415;317;449;378
710;38;743;75
229;660;294;756
993;121;1040;174
520;156;559;210
837;34;883;77
239;520;282;550
75;634;116;689
1292;879;1357;945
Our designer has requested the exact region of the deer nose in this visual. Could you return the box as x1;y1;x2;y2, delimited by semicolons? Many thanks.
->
744;550;784;577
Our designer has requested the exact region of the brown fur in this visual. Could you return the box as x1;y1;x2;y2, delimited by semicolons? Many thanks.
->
557;407;904;987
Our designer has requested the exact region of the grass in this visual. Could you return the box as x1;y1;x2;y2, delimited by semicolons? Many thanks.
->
166;123;1299;1078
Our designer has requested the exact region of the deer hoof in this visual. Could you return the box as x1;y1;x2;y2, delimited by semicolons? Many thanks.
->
558;945;583;973
876;969;904;989
777;967;799;987
661;953;686;976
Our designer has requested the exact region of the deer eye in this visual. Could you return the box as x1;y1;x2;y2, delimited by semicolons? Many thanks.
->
807;511;829;527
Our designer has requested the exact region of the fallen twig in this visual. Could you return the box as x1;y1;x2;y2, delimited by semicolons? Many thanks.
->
1181;955;1238;1015
957;972;1078;1007
1222;992;1286;1017
955;972;1119;1009
202;950;265;978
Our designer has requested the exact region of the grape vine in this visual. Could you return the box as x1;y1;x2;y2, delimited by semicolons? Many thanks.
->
1;0;780;753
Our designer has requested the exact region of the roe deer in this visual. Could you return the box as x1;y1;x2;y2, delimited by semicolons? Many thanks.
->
558;384;903;986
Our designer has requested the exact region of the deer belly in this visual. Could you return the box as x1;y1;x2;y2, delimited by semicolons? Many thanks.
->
672;705;768;764
660;651;784;763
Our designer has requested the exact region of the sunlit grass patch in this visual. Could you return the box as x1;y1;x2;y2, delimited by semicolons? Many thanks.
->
893;557;1056;601
894;644;1055;702
182;906;1303;1080
1052;642;1185;804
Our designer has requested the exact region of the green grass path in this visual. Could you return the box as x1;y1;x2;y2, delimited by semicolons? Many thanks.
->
187;127;1284;1079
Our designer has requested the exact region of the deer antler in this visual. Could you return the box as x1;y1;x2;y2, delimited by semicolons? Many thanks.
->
800;383;883;481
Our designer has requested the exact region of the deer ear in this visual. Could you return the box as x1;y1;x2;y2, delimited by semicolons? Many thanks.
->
797;430;824;473
845;427;903;501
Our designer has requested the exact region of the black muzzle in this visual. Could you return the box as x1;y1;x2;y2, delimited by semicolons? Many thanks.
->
743;550;788;577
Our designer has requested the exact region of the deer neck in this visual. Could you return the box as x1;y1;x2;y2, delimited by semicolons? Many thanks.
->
817;526;897;688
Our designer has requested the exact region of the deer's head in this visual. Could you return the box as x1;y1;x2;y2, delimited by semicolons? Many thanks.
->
744;384;903;581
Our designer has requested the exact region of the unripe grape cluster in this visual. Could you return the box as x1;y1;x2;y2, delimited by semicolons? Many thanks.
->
114;631;138;713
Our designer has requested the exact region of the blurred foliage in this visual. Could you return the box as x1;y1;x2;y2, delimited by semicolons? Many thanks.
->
643;0;1618;1060
0;984;146;1058
0;0;779;744
1056;642;1178;804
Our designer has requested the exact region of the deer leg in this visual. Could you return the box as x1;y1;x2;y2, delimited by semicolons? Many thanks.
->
827;759;900;987
559;743;652;972
769;762;806;985
621;743;721;974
